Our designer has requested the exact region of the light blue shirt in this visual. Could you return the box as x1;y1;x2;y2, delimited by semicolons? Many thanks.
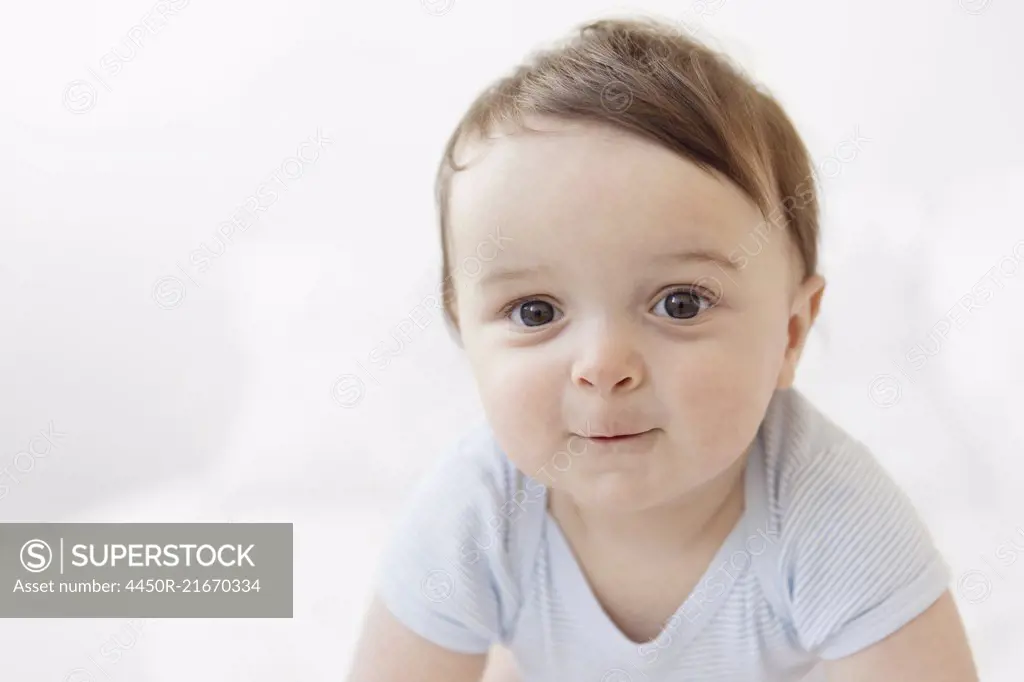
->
374;387;952;681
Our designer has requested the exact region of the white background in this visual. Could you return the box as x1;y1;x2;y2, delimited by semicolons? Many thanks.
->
1;0;1023;679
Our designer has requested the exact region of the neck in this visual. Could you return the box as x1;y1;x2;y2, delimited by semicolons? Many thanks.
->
550;445;751;559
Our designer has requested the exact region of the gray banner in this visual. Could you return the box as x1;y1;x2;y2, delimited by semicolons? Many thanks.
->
0;523;292;617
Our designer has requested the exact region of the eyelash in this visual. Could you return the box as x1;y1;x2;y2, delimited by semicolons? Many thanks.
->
499;285;720;327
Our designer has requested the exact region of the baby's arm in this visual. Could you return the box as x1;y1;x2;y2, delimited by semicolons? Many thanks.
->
777;438;979;681
822;590;977;681
347;432;519;682
480;645;521;682
346;597;488;682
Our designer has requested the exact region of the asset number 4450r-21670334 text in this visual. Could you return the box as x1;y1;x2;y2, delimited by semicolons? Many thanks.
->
124;578;262;593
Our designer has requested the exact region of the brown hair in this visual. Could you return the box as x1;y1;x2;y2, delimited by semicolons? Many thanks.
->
435;15;820;333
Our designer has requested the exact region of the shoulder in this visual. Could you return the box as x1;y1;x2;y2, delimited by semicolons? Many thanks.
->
374;420;541;652
758;386;855;502
396;421;539;559
761;388;927;547
754;388;951;658
401;420;522;521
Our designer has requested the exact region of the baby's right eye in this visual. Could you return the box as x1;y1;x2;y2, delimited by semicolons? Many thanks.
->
504;299;561;328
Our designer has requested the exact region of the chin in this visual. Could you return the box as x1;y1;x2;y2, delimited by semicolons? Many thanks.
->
568;455;738;511
563;474;677;512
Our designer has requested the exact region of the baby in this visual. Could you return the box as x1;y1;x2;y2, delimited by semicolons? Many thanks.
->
347;16;979;682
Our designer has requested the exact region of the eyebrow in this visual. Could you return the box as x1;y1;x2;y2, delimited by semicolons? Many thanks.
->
651;248;739;272
478;264;554;289
477;248;738;289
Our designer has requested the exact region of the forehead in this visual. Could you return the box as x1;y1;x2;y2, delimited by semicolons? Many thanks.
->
446;119;779;268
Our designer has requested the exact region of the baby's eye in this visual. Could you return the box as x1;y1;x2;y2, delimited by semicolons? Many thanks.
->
505;299;561;328
651;287;717;320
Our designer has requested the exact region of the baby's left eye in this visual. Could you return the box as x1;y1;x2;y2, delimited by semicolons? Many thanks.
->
651;287;717;320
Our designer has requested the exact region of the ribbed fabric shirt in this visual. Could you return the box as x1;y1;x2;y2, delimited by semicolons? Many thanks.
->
374;387;952;681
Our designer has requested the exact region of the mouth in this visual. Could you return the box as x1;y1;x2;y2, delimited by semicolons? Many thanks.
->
581;429;655;442
575;428;659;457
589;430;643;440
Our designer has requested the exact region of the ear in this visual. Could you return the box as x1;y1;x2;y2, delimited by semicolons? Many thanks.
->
776;273;826;390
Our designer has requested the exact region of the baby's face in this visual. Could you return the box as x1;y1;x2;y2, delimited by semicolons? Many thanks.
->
448;118;817;512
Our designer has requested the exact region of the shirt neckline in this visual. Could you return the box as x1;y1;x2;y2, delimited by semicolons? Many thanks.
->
538;431;767;669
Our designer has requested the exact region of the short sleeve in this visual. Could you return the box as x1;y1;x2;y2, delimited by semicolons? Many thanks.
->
373;430;520;654
779;439;952;660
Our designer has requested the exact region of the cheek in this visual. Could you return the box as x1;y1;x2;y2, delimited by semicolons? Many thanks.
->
660;331;782;454
466;343;565;471
665;331;775;397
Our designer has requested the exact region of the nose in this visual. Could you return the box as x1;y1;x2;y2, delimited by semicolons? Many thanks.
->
571;323;645;396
